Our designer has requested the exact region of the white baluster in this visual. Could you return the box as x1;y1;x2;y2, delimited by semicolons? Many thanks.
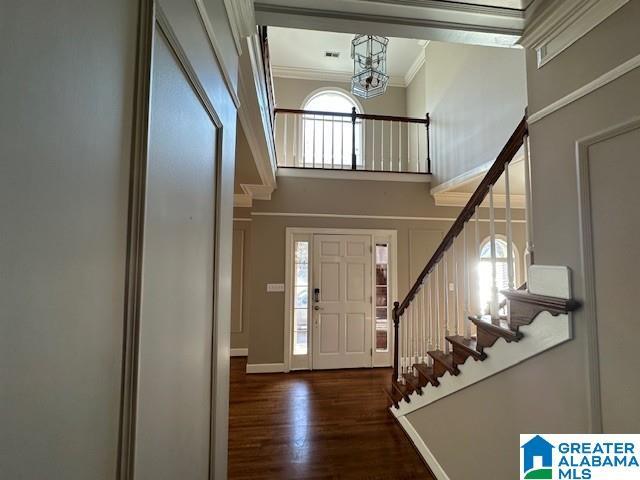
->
463;225;471;339
435;263;440;353
443;251;450;353
474;209;481;321
372;120;376;171
331;116;335;169
399;122;402;172
283;113;288;166
489;185;499;317
390;121;394;172
341;116;345;168
416;124;420;173
381;121;385;171
505;162;514;289
293;115;298;166
523;133;534;273
426;277;432;362
453;238;460;336
420;284;426;364
407;123;411;173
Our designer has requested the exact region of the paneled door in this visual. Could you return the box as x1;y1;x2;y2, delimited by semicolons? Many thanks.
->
312;234;372;369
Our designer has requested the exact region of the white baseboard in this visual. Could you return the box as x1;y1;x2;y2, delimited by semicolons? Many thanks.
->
246;363;285;374
230;348;248;357
398;416;451;480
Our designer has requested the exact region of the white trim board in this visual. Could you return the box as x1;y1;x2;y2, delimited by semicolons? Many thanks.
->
392;265;573;418
246;363;285;373
277;168;432;183
251;211;526;223
230;348;248;357
397;416;451;480
529;53;640;125
194;0;241;108
520;0;629;68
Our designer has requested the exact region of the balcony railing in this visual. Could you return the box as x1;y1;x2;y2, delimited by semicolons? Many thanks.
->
274;108;431;174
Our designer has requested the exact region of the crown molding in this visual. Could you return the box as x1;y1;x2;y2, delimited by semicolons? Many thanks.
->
520;0;629;68
223;0;256;55
241;183;273;201
404;41;428;86
272;65;406;87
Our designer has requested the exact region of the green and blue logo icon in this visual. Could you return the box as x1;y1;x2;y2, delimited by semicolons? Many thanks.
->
521;435;554;479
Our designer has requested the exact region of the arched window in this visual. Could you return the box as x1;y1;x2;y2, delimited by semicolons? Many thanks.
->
301;89;363;168
478;237;518;314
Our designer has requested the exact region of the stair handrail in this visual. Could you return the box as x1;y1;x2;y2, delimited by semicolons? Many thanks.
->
392;115;529;381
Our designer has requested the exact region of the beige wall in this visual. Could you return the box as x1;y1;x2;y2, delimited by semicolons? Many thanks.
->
273;77;407;115
231;220;252;350
243;177;525;365
406;2;640;478
406;41;527;185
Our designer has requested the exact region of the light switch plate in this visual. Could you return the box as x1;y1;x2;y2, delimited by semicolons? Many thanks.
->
267;283;285;292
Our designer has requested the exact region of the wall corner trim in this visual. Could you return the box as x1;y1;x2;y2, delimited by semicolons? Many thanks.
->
246;363;286;373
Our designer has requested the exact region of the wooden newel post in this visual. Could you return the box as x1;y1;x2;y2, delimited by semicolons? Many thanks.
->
392;301;400;381
351;106;357;170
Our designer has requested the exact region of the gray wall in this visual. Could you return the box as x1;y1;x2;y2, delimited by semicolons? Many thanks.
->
242;177;525;365
0;1;137;477
406;2;640;478
0;0;238;478
407;41;527;186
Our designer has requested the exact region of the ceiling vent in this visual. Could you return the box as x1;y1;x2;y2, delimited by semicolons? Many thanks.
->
324;51;340;58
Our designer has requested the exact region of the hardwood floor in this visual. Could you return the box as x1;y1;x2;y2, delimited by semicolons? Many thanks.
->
228;358;434;480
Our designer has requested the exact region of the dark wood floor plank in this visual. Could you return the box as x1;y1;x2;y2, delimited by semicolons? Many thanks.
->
228;358;434;480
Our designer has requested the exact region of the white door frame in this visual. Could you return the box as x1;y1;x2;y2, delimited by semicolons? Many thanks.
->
284;227;398;372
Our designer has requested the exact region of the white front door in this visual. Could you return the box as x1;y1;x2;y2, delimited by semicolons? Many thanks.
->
312;234;372;369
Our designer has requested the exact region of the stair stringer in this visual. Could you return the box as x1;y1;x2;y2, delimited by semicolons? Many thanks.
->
392;311;571;418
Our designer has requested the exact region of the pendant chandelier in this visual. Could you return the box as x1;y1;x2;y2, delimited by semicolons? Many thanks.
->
351;34;389;99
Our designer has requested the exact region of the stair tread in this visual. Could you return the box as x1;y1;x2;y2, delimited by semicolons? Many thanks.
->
402;373;423;394
446;335;485;359
391;379;412;402
413;363;440;386
427;350;459;374
469;315;522;340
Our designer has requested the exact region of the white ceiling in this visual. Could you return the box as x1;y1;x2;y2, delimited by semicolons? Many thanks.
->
268;27;426;86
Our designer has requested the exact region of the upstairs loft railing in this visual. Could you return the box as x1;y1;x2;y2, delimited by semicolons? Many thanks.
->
392;115;533;382
274;108;432;174
259;26;276;131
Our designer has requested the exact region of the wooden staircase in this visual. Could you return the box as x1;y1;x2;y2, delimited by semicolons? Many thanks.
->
384;115;581;412
384;290;579;409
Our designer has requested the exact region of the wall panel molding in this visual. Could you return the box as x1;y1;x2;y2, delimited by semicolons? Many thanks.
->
576;116;640;433
529;53;640;124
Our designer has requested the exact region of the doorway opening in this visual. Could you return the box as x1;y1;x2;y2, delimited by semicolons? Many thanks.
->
284;228;397;371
